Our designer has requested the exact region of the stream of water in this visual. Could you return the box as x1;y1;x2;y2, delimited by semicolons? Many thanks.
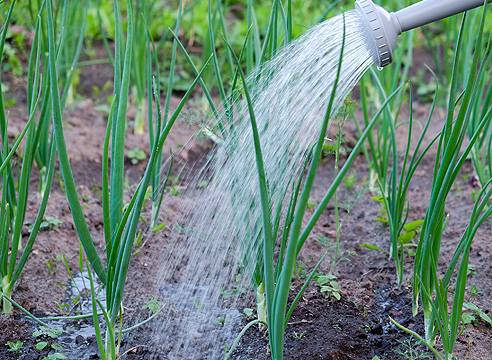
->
151;10;375;359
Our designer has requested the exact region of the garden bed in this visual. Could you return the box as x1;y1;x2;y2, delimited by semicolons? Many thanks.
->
1;50;491;360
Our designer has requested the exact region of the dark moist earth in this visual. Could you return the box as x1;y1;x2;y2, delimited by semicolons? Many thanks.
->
1;59;492;359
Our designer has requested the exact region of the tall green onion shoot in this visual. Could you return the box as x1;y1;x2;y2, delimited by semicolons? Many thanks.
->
412;5;491;342
0;0;57;315
357;80;438;284
45;0;209;357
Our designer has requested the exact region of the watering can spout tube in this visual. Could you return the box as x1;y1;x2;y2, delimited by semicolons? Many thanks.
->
356;0;489;68
395;0;488;32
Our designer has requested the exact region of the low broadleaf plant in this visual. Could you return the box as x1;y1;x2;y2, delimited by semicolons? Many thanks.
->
315;273;341;301
6;340;23;352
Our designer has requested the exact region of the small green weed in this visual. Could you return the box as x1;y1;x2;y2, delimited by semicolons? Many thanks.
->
462;302;492;327
127;148;147;165
315;273;341;301
293;331;306;340
42;353;67;360
144;298;163;315
343;173;357;190
6;340;23;352
32;326;62;339
35;341;49;351
39;217;63;232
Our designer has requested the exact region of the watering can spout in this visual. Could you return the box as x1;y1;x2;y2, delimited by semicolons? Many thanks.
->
356;0;489;68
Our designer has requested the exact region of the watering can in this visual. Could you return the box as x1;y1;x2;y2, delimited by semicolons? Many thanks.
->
356;0;489;67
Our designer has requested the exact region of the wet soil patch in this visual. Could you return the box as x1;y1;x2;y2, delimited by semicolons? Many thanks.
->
233;285;428;360
0;316;41;360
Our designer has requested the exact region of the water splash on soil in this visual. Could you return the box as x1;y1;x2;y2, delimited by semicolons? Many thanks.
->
152;10;374;358
39;272;104;360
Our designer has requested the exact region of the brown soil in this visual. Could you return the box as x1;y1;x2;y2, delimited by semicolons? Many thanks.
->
232;102;492;359
1;51;491;360
232;155;492;360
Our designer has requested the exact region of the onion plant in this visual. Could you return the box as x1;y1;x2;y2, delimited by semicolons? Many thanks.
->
421;4;485;87
225;18;402;359
357;80;438;284
0;0;58;315
45;0;209;357
425;5;492;186
148;1;183;227
117;0;185;227
469;115;492;189
206;0;294;133
432;181;492;357
395;180;492;360
412;6;492;342
131;0;148;135
31;0;87;170
466;44;492;188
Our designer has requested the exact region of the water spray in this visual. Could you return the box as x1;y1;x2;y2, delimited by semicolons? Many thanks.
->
356;0;488;67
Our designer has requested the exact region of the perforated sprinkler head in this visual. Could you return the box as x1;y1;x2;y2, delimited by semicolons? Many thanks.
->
356;0;489;68
355;0;401;68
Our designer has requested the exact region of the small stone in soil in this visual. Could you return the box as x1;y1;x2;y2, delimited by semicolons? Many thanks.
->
75;335;85;345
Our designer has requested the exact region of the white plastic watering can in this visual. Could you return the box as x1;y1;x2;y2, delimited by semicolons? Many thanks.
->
356;0;489;67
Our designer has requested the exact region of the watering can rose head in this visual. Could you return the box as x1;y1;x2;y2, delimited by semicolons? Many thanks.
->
355;0;400;68
356;0;489;68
